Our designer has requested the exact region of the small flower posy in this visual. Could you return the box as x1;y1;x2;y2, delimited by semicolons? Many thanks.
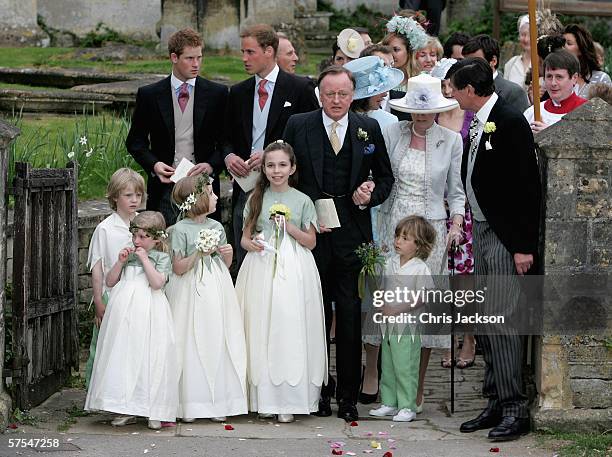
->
129;222;168;240
357;128;369;142
484;122;496;150
195;228;222;254
269;203;292;222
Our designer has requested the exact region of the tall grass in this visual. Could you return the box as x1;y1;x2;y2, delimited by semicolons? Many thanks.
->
6;111;144;200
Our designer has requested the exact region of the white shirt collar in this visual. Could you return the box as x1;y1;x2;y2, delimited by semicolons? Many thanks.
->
112;211;131;229
255;64;279;85
322;110;349;128
171;73;196;91
475;92;498;125
493;70;499;80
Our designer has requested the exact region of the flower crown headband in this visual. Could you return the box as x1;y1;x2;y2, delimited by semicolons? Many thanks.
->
386;15;429;51
177;173;213;218
129;221;168;240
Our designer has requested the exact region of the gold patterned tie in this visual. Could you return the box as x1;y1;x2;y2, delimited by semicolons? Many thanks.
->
330;121;341;155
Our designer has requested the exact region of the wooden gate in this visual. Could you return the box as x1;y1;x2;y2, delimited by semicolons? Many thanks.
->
8;162;79;409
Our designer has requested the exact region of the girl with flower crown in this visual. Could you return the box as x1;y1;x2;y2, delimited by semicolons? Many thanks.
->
165;174;247;423
236;141;327;424
85;211;178;430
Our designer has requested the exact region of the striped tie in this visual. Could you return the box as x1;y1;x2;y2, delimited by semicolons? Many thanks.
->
468;117;480;161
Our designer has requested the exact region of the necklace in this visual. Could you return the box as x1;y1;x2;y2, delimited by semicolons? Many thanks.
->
411;124;426;138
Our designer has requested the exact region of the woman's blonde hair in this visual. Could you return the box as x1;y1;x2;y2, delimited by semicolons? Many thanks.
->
130;211;168;252
413;36;443;66
171;174;211;218
394;215;436;260
106;168;146;211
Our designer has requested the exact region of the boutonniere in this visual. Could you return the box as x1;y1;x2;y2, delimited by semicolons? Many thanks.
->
363;144;375;155
483;122;496;150
357;127;369;142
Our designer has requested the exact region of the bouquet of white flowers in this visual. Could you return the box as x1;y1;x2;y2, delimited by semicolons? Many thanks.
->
194;228;222;278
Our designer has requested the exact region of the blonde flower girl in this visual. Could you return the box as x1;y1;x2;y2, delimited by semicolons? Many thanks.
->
166;174;247;423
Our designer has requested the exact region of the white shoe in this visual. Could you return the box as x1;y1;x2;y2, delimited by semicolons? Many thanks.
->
181;418;196;423
210;417;226;423
369;405;398;417
277;414;294;423
111;415;137;426
148;420;162;430
392;408;416;422
258;413;275;420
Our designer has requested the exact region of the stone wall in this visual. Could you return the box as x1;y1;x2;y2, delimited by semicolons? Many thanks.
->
0;0;46;46
534;98;612;433
38;0;161;40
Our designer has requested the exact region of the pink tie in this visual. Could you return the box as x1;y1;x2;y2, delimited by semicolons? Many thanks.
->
178;82;189;112
258;79;268;110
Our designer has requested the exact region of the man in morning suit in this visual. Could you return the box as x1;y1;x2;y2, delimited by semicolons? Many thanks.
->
224;24;319;266
448;57;541;441
126;28;227;225
462;34;530;114
283;66;394;422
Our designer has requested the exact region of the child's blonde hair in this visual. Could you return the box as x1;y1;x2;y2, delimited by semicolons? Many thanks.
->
107;168;146;211
394;215;436;260
171;174;211;218
129;211;168;252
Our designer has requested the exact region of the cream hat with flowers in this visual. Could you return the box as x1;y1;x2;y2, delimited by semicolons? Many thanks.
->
337;28;366;59
388;73;458;114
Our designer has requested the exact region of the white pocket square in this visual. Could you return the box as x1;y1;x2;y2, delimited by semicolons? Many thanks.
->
283;101;292;107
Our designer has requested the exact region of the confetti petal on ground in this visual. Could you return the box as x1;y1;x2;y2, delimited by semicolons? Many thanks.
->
238;438;247;441
332;450;343;456
317;434;324;437
383;452;393;457
331;441;346;448
143;450;149;454
131;432;139;435
370;440;381;449
387;439;396;443
224;424;234;430
365;432;373;437
346;452;356;456
151;444;156;447
378;431;388;436
350;421;358;426
8;424;17;429
489;447;500;453
316;426;323;429
363;451;373;454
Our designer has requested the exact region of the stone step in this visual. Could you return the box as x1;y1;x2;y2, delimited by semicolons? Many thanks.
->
304;31;337;54
295;11;334;33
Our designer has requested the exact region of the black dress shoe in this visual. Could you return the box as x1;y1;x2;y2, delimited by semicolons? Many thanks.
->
337;400;359;422
460;407;502;433
312;396;332;417
488;416;529;441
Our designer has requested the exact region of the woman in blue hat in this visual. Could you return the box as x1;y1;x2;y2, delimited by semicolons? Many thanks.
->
343;55;403;404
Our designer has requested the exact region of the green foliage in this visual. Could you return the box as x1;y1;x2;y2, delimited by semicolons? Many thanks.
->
11;408;40;426
79;22;128;48
318;0;387;43
442;0;519;45
4;112;144;200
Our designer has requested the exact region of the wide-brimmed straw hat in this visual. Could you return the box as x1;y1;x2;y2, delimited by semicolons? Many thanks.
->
388;73;458;114
337;28;366;59
343;56;404;100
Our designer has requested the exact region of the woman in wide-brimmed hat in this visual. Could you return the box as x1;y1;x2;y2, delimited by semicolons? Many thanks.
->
377;73;466;413
342;55;402;405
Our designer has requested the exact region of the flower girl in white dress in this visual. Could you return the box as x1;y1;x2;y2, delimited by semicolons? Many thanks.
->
236;141;327;423
85;211;178;430
166;174;247;423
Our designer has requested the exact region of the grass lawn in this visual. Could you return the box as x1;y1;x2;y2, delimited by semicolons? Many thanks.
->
536;430;612;457
4;112;140;200
0;47;327;82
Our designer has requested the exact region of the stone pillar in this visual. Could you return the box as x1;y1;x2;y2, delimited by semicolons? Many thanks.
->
241;0;294;28
0;0;45;46
534;98;612;433
0;120;19;430
160;0;240;51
